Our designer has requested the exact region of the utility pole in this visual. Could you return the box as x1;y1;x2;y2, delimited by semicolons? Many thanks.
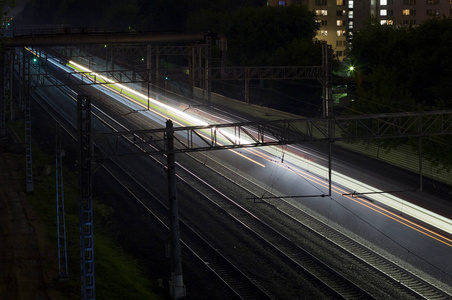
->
77;94;95;299
23;47;34;192
56;123;69;280
166;120;186;299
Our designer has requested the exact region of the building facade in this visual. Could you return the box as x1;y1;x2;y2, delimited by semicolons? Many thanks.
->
376;0;452;26
268;0;452;59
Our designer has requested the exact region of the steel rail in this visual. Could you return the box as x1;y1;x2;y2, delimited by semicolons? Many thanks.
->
32;79;272;299
186;150;452;299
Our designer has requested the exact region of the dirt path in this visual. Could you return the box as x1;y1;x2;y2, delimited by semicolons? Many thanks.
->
0;145;64;299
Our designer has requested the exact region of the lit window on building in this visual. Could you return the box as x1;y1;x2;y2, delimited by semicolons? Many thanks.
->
320;30;328;36
380;0;387;5
315;10;328;16
380;19;393;26
279;1;286;5
348;11;354;18
380;9;387;16
336;0;344;5
349;21;354;28
336;30;345;37
349;1;354;9
337;20;344;26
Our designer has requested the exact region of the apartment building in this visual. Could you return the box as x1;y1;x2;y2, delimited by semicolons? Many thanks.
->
267;0;364;59
376;0;452;26
268;0;452;59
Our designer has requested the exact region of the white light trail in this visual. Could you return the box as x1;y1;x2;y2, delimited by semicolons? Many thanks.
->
65;59;452;237
69;60;254;145
264;146;452;236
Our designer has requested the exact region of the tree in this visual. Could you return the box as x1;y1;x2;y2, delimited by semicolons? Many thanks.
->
347;17;452;170
187;5;319;66
1;0;15;30
349;17;452;111
405;17;452;108
16;0;137;28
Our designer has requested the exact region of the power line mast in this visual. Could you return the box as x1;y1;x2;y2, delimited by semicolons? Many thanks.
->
166;120;186;299
77;94;95;299
23;47;34;192
56;123;69;281
0;48;14;137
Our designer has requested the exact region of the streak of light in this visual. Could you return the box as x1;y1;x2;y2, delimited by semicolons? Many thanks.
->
67;60;263;167
65;58;451;239
252;148;452;247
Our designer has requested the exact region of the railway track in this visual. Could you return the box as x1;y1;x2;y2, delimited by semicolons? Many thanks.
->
71;83;377;298
185;149;452;299
32;83;273;299
29;61;452;299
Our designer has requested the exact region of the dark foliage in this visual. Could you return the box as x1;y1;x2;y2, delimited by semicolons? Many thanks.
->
347;17;452;171
16;0;138;29
349;17;452;111
187;5;319;66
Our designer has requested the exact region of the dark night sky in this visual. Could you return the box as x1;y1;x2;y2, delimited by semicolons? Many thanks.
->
9;0;27;17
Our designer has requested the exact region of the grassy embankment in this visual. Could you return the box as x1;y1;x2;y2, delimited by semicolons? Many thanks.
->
7;120;162;299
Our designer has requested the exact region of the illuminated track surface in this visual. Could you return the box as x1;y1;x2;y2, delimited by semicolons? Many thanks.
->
185;151;452;299
36;88;375;299
38;78;451;299
32;53;452;298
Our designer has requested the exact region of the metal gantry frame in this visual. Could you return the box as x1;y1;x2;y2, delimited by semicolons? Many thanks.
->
84;107;452;300
2;32;209;300
94;110;452;197
94;111;452;157
6;32;452;300
47;40;332;109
